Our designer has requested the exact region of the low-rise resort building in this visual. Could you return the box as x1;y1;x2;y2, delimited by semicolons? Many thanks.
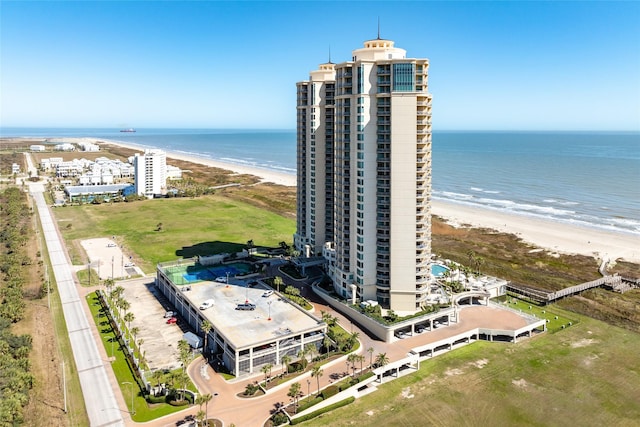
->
156;258;327;376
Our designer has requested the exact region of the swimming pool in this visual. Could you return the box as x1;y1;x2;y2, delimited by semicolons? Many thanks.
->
180;262;254;283
431;264;449;277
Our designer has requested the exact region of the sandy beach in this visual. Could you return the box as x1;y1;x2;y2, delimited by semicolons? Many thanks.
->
432;200;640;264
89;137;296;187
64;137;640;264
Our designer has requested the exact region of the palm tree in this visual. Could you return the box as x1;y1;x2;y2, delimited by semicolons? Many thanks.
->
358;354;365;374
137;338;144;360
261;363;272;384
130;326;139;345
322;335;333;357
347;353;358;378
196;410;206;427
375;352;389;369
348;331;360;350
124;312;135;339
281;354;291;374
196;394;206;412
311;365;323;395
467;250;476;268
287;382;301;413
297;348;307;369
201;393;213;426
273;276;283;292
119;299;130;323
111;285;124;303
367;347;375;368
151;369;164;395
201;320;212;356
474;255;485;275
104;278;114;297
305;343;316;363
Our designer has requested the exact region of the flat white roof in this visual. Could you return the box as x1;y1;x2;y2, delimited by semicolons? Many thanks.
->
179;279;323;349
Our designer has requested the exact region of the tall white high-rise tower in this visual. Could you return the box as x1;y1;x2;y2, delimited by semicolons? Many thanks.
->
295;37;433;313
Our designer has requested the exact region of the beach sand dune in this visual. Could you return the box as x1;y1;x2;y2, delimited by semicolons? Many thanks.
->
61;137;639;264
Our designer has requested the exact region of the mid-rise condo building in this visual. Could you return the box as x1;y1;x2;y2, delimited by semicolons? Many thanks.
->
295;37;433;313
134;149;167;198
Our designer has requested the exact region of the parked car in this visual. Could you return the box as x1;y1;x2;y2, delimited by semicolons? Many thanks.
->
416;326;426;334
262;290;274;297
199;299;215;310
395;331;408;339
214;276;227;283
107;243;117;247
164;311;175;318
166;317;177;324
236;303;256;311
124;262;135;267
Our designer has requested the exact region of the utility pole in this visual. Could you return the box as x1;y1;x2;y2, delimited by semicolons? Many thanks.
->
62;360;67;413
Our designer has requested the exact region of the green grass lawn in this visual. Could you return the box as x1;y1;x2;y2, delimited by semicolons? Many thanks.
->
302;309;640;426
55;194;295;273
498;297;576;332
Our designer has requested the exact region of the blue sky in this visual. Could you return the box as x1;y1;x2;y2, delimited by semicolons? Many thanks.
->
1;1;639;130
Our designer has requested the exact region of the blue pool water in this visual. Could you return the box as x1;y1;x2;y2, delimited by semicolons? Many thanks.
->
431;264;449;276
182;262;252;283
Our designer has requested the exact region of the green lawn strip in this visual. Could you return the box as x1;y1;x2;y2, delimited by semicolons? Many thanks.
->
85;292;190;422
56;195;295;273
500;296;577;332
301;314;640;427
36;208;89;426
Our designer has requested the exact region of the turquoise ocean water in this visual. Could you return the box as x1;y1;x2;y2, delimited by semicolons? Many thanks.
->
2;127;639;235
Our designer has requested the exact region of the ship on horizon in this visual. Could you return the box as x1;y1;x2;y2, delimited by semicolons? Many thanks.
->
120;128;136;133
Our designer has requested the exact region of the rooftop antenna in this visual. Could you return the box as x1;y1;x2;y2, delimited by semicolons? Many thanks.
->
377;17;381;39
328;46;332;64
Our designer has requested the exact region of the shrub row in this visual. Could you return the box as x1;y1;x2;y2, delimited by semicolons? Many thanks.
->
290;397;355;425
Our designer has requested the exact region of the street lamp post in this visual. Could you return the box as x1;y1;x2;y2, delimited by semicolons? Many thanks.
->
267;301;273;321
122;381;135;415
307;379;311;402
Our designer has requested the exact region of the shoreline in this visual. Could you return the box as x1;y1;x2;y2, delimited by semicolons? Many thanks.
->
432;200;640;264
97;137;298;187
27;136;640;264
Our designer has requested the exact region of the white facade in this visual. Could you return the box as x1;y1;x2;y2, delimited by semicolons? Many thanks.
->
296;38;433;314
134;149;167;198
30;145;46;152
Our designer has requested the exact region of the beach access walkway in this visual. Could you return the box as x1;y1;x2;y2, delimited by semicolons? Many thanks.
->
508;275;635;304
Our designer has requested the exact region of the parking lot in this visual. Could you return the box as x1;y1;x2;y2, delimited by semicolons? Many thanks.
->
115;277;187;371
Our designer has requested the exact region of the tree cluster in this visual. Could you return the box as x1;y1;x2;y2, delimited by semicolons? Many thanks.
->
0;188;34;423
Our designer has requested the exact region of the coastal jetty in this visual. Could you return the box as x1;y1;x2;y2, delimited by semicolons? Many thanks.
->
508;275;638;304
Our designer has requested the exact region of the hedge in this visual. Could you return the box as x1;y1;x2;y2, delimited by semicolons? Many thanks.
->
290;397;356;425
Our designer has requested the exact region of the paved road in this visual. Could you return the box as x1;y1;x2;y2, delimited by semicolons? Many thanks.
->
31;183;125;427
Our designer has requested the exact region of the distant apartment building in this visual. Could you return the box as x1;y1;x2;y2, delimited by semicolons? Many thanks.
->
30;145;46;152
134;149;167;198
54;143;75;151
295;37;433;313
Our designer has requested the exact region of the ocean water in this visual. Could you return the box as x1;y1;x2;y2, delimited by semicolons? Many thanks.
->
2;127;639;235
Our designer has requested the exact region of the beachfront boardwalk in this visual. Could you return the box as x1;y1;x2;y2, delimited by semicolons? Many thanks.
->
508;275;634;304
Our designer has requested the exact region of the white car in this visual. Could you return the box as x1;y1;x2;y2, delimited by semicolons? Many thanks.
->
214;277;227;283
262;290;274;297
124;262;135;267
107;243;117;247
199;299;215;310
